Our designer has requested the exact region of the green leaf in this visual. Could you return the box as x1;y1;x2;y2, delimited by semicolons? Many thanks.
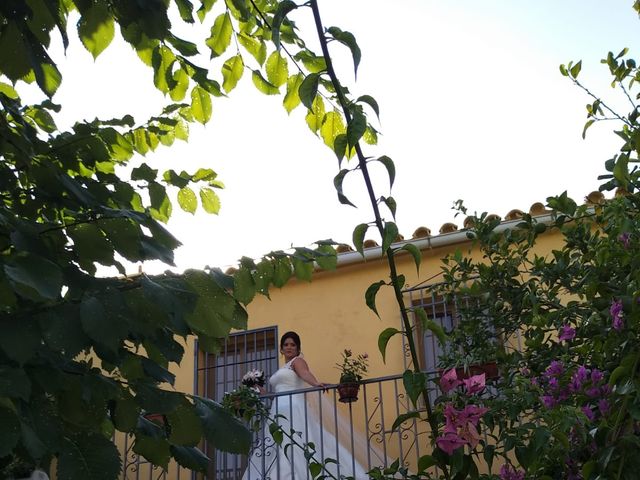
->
181;270;242;336
197;0;218;21
299;73;319;110
195;397;251;454
582;119;595;139
381;195;397;219
191;85;212;124
293;257;313;281
114;395;139;433
582;460;595;480
365;280;386;318
378;327;400;363
80;296;123;353
168;403;203;446
357;95;380;120
283;73;303;114
352;223;369;256
135;385;184;415
402;370;426;408
133;435;171;468
77;3;115;58
177;186;198;214
222;54;244;93
391;411;421;432
4;252;62;300
238;32;267;65
327;26;361;76
418;454;438;472
347;107;366;148
170;445;210;471
305;95;325;133
206;12;233;58
381;221;399;253
321;110;346;149
58;434;122;480
200;187;221;214
570;60;582;78
273;257;292;287
0;317;39;365
39;307;90;359
377;155;396;188
417;309;448;346
333;169;355;207
0;406;21;457
333;133;348;162
233;266;256;305
252;70;279;95
174;0;195;23
315;245;337;271
254;260;274;297
271;0;298;50
266;51;288;88
400;243;421;273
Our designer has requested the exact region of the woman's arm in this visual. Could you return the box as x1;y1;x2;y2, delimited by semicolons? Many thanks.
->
291;357;327;388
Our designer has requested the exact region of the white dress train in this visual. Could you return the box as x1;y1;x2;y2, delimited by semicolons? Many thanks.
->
242;357;370;479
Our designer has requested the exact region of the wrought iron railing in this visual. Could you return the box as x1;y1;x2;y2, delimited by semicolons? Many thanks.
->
115;372;442;480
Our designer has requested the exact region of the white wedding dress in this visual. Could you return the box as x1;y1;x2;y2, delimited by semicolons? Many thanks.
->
241;357;370;479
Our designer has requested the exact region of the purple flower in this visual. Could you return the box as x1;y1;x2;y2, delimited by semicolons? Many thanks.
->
619;232;631;249
591;369;604;384
500;464;525;480
541;395;556;409
582;405;596;421
598;399;610;415
548;377;559;390
570;366;589;392
610;299;624;331
558;325;576;342
544;360;564;378
586;386;601;398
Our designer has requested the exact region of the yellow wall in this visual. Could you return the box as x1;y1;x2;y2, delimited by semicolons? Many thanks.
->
175;226;565;395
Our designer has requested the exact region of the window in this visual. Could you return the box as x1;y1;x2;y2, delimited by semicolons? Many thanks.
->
195;327;279;479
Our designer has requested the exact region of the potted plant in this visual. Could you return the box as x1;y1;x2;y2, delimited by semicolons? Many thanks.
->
335;349;369;403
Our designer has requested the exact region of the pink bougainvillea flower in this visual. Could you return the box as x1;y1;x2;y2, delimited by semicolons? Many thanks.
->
558;325;576;342
463;373;486;395
458;420;482;449
500;464;525;480
459;404;488;425
610;299;624;331
439;369;461;393
436;431;467;455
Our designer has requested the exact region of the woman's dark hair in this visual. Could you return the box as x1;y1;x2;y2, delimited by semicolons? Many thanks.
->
280;331;301;352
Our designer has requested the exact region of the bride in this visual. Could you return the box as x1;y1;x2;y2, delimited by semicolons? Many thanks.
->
242;331;370;479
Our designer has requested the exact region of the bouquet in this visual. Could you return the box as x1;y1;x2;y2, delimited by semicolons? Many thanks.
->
242;369;265;392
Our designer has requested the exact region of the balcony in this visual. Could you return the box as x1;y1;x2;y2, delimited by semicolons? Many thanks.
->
115;372;445;479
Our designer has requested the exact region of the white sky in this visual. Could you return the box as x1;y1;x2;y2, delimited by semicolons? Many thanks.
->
21;1;640;272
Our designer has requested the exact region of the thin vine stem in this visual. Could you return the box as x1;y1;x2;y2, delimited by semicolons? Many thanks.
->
308;1;449;477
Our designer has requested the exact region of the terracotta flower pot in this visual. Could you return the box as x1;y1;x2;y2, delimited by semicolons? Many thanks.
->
455;362;499;380
337;382;360;403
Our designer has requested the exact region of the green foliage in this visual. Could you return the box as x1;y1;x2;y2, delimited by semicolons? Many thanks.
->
0;1;352;477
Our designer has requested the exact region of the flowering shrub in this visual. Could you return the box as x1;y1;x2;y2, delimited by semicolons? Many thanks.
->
372;41;640;477
335;349;369;383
